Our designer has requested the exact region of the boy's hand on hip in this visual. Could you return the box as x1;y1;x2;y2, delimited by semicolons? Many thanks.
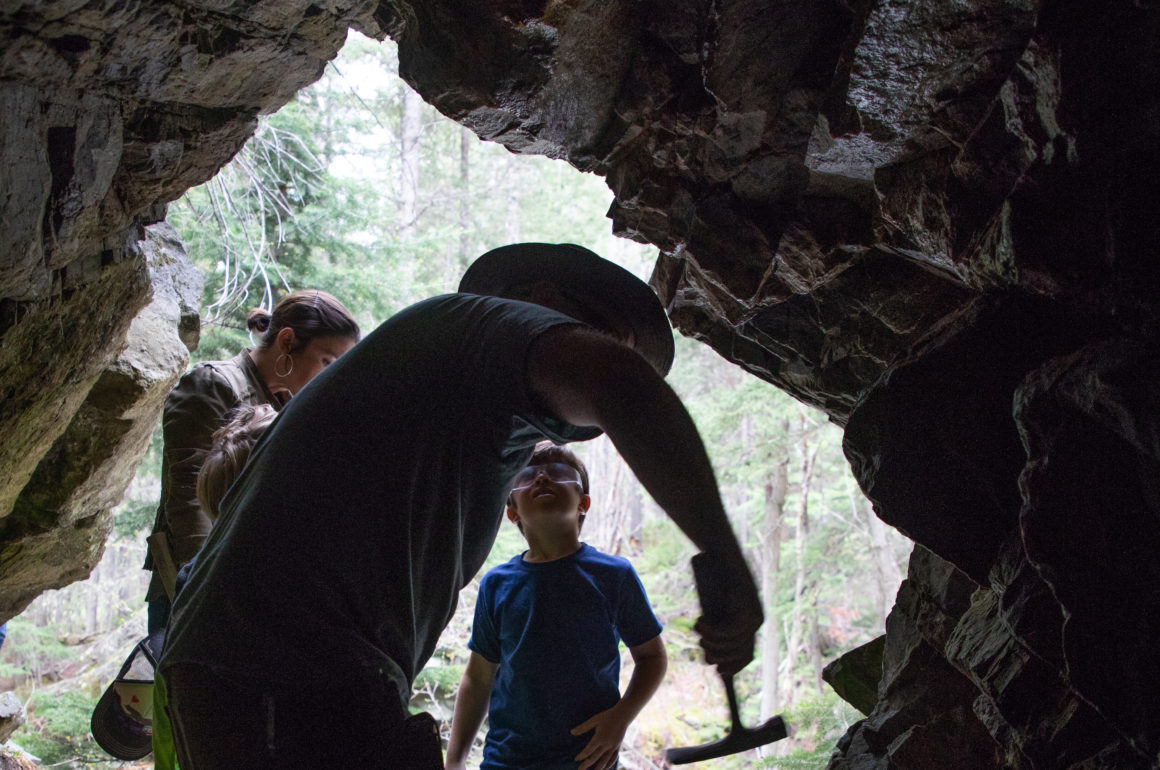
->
572;705;630;770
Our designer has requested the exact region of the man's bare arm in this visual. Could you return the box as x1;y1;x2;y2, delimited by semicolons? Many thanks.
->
526;325;762;673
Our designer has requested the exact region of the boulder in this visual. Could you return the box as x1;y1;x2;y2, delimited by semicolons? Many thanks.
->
0;692;24;745
0;223;202;624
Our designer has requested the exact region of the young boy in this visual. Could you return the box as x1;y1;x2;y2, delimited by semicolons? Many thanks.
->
446;442;668;770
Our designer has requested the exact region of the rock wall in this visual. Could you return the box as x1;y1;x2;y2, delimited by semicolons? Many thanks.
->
0;0;381;621
0;223;202;622
387;6;1159;763
1;1;1158;767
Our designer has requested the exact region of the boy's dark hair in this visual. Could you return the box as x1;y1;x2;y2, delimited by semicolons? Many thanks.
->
508;441;590;533
528;441;589;495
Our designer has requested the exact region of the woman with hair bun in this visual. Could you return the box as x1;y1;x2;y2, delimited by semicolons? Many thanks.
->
149;402;278;770
143;289;360;634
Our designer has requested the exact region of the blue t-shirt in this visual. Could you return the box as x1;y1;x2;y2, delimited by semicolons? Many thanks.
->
470;543;662;769
161;294;600;706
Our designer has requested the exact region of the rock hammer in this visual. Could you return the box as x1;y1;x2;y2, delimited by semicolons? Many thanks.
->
665;553;789;764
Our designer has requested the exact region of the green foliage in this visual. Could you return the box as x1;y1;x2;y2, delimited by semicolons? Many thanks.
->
112;498;155;539
19;691;116;766
167;40;412;359
666;325;909;712
482;524;531;573
0;618;72;681
111;422;161;538
635;518;695;576
635;519;697;637
760;691;861;770
414;657;466;697
168;106;401;359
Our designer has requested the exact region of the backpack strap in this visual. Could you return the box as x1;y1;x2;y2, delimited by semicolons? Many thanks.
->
146;531;179;601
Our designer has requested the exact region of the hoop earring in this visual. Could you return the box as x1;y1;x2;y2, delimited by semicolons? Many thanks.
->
275;353;294;378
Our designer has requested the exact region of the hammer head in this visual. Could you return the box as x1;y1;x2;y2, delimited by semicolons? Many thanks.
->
665;714;788;765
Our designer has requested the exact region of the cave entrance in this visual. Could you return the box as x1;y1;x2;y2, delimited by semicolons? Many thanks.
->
2;28;907;769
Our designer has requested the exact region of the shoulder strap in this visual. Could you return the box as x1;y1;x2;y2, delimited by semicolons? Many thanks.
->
146;532;178;601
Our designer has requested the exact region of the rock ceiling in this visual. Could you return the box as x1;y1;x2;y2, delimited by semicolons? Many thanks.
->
1;1;1158;767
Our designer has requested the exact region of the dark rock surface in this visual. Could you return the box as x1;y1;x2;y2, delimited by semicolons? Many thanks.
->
822;633;884;717
1;1;1157;767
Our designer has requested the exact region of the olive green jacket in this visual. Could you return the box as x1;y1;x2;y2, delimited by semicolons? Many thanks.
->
144;350;278;601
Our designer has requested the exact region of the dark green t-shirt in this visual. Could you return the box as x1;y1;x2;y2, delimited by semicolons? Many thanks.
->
160;294;599;707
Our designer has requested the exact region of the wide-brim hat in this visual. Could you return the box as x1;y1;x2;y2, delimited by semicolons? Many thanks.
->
91;634;160;760
459;243;675;376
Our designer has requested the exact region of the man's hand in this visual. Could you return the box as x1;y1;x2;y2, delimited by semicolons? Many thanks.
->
691;551;763;676
571;703;632;770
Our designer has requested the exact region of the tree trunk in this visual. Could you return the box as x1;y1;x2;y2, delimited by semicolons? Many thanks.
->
788;432;818;697
400;85;422;237
504;187;521;243
498;152;524;242
626;483;643;553
735;413;753;547
396;84;423;297
583;436;631;555
809;596;824;693
759;430;789;721
456;127;471;271
85;559;100;635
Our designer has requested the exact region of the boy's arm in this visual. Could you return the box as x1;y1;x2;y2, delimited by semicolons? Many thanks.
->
571;635;668;770
527;326;762;674
446;652;498;770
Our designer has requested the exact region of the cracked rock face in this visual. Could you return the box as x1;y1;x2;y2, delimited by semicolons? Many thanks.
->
0;223;202;620
1;1;1158;767
0;0;378;622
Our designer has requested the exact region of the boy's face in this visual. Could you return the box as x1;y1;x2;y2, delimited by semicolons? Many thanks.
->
507;463;590;536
